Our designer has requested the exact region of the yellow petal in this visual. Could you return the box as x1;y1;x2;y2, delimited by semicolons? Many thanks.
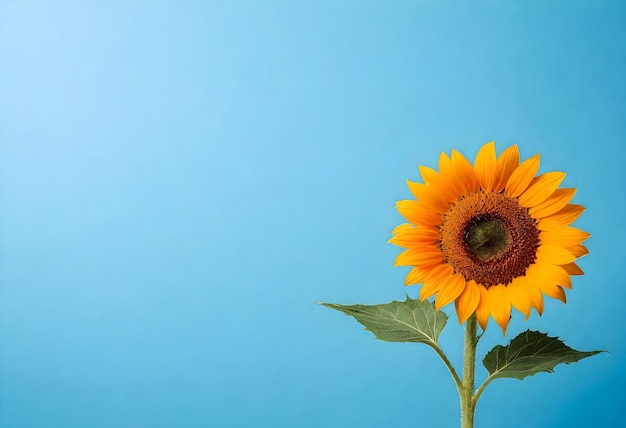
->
508;277;531;319
419;165;438;184
420;164;458;203
388;227;441;247
437;171;464;203
536;244;576;265
395;200;443;227
493;144;520;192
552;264;573;289
519;172;566;208
505;154;540;198
529;188;577;219
527;261;572;289
455;280;480;324
562;262;584;276
435;273;466;310
474;141;497;191
437;150;475;202
394;248;445;267
523;267;545;315
404;266;433;286
538;282;567;304
451;149;480;196
406;180;451;214
540;227;591;247
567;244;589;258
391;223;413;236
538;204;585;230
488;285;511;335
420;263;453;300
438;151;451;171
475;285;491;330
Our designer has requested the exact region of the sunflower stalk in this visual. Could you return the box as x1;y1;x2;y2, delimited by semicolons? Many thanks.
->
460;314;477;428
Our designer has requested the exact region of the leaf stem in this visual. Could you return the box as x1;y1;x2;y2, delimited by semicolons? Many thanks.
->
473;375;494;408
430;343;462;391
460;314;477;428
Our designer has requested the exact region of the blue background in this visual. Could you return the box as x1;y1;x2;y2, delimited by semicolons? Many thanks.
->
1;1;624;427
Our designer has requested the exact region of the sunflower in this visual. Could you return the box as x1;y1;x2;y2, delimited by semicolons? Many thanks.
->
389;141;589;334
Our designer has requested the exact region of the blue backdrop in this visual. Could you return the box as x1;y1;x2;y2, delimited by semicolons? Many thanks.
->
1;1;624;427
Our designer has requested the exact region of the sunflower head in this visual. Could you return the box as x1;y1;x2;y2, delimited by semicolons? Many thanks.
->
389;141;589;334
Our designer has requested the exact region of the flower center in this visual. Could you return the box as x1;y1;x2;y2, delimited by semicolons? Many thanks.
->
440;192;539;288
464;215;510;261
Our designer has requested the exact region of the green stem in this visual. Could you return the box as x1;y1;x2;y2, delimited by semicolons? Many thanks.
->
473;374;494;407
431;344;462;391
460;314;477;428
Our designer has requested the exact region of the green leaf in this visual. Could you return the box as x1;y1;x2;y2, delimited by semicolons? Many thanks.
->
483;330;603;381
321;296;447;345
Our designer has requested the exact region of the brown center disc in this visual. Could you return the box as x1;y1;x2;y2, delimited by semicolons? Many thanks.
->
440;191;539;287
